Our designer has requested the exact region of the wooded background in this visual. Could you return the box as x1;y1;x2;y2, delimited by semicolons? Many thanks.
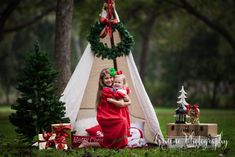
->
0;0;235;108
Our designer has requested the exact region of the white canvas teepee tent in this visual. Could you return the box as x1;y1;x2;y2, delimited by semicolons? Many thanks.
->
60;5;164;145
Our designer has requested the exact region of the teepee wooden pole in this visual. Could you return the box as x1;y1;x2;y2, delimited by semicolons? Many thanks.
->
111;36;118;70
108;0;118;71
113;59;117;71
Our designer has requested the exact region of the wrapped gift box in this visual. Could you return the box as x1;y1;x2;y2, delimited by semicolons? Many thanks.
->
38;133;56;150
51;123;72;150
72;135;103;148
167;123;217;137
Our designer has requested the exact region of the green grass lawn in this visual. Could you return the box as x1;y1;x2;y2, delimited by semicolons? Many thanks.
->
0;106;234;157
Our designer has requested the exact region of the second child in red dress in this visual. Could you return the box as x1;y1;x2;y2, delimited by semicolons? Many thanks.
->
106;72;131;133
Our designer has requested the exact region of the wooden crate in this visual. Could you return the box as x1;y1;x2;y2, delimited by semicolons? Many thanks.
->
167;123;218;137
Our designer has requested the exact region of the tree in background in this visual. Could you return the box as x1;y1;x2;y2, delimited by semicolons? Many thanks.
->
9;43;69;144
54;0;74;95
0;0;56;41
1;0;235;108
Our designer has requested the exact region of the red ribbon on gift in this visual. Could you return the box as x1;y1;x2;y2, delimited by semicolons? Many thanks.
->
185;104;191;113
191;104;200;116
99;0;118;39
38;132;55;149
53;124;71;138
54;136;67;150
52;124;71;150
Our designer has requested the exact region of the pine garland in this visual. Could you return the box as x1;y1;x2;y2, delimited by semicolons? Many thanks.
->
87;22;134;60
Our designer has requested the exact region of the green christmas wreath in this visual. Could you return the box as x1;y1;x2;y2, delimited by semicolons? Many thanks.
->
87;22;134;60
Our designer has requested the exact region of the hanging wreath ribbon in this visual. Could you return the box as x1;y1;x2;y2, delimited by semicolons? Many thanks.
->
99;0;118;39
88;22;134;60
99;17;118;38
106;0;114;19
88;0;134;60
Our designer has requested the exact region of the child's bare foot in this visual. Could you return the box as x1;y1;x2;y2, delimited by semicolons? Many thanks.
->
78;140;90;148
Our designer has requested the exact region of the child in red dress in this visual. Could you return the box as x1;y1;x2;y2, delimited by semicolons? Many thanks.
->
107;72;131;134
79;68;131;149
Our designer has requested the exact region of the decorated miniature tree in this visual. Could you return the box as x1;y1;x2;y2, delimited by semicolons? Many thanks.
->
9;42;69;143
175;86;189;124
177;86;188;108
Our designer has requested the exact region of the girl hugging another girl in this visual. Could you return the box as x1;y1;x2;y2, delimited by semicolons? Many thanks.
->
97;68;131;148
79;68;131;149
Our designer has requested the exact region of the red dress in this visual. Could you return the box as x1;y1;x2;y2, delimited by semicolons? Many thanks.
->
97;87;130;148
113;87;131;133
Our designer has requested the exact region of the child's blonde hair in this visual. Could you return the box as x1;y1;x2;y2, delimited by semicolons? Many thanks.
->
114;74;127;87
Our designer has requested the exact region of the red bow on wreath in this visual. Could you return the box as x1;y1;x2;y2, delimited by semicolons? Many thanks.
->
99;0;118;39
99;17;118;39
38;132;55;149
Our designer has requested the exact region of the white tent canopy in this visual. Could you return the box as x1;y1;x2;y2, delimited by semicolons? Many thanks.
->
60;10;164;145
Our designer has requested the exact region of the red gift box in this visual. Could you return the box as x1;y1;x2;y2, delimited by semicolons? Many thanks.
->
51;123;72;150
38;133;56;150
